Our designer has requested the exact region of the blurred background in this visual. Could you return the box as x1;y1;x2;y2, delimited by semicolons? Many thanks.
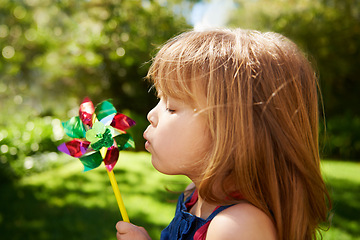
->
0;0;359;239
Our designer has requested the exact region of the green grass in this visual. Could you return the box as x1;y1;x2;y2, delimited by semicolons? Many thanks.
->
0;152;190;240
320;160;360;240
0;152;359;239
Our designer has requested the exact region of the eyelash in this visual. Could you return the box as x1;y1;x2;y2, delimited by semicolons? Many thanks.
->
166;108;176;113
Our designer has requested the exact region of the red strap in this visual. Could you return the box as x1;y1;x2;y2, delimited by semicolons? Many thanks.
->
228;191;244;200
194;221;211;240
185;190;198;210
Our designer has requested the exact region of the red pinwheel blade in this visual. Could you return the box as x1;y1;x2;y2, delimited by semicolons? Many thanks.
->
103;146;119;172
111;113;136;131
57;139;90;158
79;97;95;127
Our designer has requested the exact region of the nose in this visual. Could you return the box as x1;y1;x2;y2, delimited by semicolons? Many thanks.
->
147;105;158;127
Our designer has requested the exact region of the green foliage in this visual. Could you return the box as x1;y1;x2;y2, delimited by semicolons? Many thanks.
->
0;0;191;182
0;115;67;183
230;0;360;159
267;0;360;115
320;115;360;159
0;0;190;123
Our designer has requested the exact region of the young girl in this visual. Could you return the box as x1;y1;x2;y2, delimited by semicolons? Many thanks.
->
115;28;331;240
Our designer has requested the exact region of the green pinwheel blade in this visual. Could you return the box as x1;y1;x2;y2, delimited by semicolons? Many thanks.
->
114;133;135;151
79;151;103;172
95;100;117;121
62;116;86;139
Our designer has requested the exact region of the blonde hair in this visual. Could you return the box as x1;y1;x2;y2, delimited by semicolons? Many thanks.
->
147;28;331;240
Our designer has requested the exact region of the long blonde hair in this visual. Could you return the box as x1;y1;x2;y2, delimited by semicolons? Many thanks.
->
147;28;331;240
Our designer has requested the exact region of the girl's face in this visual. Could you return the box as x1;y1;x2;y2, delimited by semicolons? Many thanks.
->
143;94;211;179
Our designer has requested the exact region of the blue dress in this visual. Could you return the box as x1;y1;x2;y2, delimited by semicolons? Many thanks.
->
160;190;234;240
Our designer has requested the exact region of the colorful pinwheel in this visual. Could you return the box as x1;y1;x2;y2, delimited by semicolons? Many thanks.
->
57;97;135;222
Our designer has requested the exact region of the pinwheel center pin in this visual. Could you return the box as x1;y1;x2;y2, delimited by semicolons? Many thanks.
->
86;122;114;151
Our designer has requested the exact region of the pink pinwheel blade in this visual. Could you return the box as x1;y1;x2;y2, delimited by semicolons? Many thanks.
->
57;139;90;158
103;146;119;172
79;97;95;126
111;113;136;131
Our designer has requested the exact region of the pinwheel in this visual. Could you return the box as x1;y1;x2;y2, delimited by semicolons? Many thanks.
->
57;97;135;222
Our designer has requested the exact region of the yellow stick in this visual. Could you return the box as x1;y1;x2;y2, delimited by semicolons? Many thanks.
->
107;169;130;222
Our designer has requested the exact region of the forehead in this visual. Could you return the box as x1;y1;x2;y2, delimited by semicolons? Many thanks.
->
148;31;219;107
149;60;203;107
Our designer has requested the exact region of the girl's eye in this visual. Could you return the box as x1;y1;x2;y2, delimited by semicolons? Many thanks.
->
166;108;176;113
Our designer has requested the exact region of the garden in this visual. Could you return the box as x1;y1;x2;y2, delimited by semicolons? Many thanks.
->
1;0;359;239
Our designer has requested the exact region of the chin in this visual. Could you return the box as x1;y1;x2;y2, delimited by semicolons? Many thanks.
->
151;158;173;175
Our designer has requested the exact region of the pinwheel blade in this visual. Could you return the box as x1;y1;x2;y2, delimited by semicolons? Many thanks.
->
57;139;90;158
111;113;136;131
62;116;86;139
114;133;135;151
79;151;103;172
104;146;120;172
95;100;117;121
79;97;95;126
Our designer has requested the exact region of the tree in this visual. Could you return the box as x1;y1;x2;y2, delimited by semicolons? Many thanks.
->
0;0;191;181
229;0;360;159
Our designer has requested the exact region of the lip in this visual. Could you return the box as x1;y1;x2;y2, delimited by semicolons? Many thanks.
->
143;130;148;141
144;140;150;151
143;130;150;151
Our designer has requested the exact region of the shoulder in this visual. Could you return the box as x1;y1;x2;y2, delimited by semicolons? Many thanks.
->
206;202;277;240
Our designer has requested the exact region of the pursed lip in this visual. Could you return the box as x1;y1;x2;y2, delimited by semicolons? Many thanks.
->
143;127;149;141
143;128;151;151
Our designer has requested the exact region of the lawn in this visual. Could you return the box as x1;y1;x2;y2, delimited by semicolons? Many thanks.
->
320;160;360;240
0;152;359;239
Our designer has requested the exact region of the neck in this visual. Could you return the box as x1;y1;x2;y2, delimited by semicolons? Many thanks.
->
189;182;218;219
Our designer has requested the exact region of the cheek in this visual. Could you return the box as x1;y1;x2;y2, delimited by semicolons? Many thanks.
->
173;121;211;163
187;118;211;149
151;125;204;169
150;124;179;158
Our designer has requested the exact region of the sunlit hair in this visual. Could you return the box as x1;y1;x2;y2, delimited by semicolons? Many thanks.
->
147;28;331;240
